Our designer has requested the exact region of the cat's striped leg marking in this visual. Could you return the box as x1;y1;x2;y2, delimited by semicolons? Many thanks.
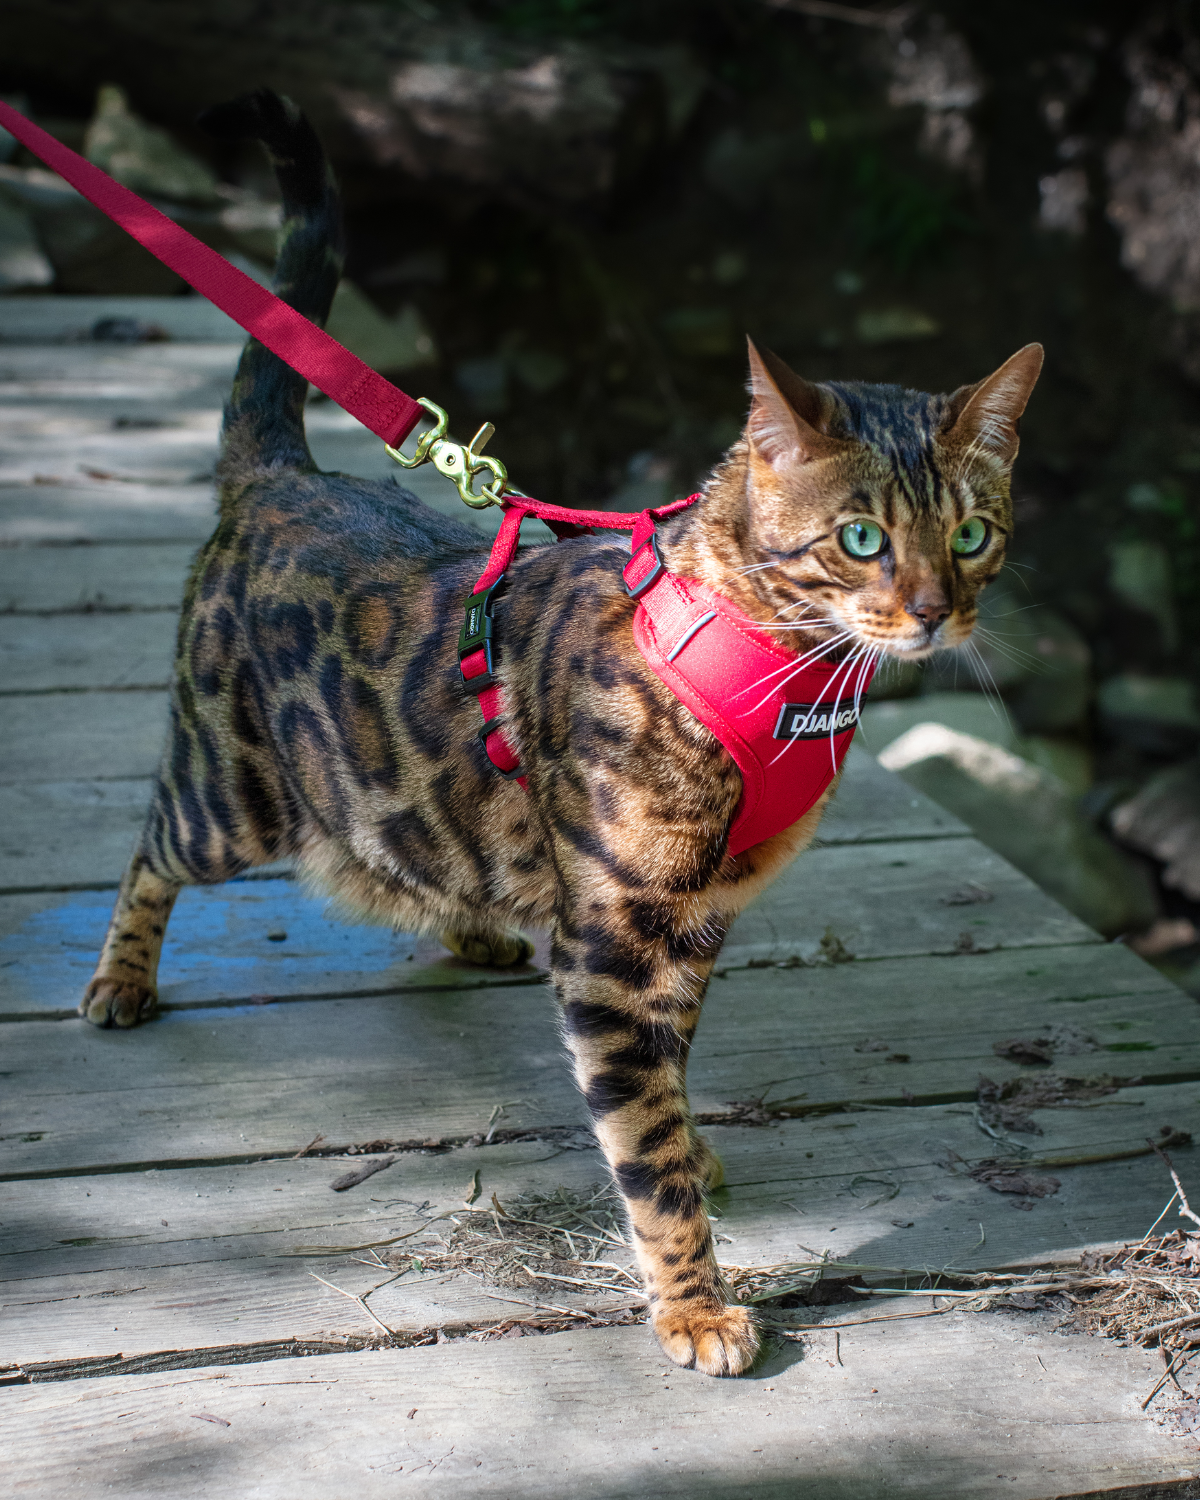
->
555;917;758;1377
80;856;181;1028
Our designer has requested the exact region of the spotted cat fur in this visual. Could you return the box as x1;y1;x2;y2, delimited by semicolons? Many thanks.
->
80;90;1042;1376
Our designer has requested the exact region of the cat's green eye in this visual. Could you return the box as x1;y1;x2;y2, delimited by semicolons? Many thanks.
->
951;517;990;557
840;520;887;559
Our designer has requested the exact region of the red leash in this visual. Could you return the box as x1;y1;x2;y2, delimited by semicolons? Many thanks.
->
0;101;423;448
1;102;870;850
0;99;679;536
0;101;704;781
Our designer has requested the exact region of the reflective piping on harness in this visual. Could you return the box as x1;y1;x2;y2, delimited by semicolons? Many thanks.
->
666;609;717;663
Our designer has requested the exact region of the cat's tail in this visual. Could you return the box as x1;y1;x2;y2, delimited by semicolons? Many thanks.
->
198;89;344;487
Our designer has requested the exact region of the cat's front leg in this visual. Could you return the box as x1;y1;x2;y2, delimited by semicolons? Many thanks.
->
554;939;758;1376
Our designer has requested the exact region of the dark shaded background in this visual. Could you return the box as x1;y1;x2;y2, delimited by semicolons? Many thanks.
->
3;0;1200;968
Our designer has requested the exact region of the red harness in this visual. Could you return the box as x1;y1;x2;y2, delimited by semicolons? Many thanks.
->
0;102;874;860
460;501;874;858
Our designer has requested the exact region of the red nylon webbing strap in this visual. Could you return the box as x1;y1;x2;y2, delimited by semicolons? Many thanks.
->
626;562;875;856
0;101;423;448
477;505;529;592
459;498;702;785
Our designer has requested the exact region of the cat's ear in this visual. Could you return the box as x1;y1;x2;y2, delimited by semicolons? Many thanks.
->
745;339;838;468
942;343;1044;466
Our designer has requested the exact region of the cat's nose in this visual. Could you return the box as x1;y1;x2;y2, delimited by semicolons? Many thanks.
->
905;597;951;630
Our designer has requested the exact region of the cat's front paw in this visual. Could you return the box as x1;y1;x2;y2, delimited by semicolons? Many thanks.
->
440;928;535;968
79;978;157;1028
653;1300;759;1376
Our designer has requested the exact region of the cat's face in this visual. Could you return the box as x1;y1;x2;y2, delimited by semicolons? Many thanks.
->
736;342;1043;665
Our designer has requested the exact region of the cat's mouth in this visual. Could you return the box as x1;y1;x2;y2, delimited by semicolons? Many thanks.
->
853;617;973;658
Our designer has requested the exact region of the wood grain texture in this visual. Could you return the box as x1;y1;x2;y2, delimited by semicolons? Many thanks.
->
0;482;218;544
3;312;1197;1496
0;876;543;1016
721;834;1097;966
0;833;1090;1012
818;745;969;845
0;296;246;342
0;541;195;613
0;745;947;898
0;689;169;783
3;1321;1194;1500
5;1085;1200;1367
3;944;1190;1176
0;780;151;893
0;612;176;691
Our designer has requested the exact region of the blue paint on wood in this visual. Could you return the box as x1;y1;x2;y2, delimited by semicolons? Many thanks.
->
0;878;424;1009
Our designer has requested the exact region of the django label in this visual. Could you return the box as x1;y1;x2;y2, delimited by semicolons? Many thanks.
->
772;701;861;741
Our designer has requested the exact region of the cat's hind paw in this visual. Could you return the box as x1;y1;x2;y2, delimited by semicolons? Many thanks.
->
698;1142;725;1193
653;1301;759;1377
440;928;535;968
79;978;158;1028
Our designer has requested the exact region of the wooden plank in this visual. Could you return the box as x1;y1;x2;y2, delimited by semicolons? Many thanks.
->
0;295;246;342
693;943;1196;1110
0;830;1092;1017
0;341;535;538
4;1083;1199;1367
0;341;240;408
0;689;168;783
0;408;222;487
0;612;175;691
2;945;1188;1175
0;482;218;543
720;835;1098;968
2;1321;1194;1500
0;779;151;894
819;745;969;845
0;985;579;1176
0;877;545;1016
0;470;538;546
0;541;194;613
0;1143;611;1363
0;741;949;901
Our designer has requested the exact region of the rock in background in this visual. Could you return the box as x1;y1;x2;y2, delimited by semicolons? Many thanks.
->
1;0;1198;974
877;723;1157;939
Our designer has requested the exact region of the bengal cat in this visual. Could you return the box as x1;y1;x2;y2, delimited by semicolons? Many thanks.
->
80;91;1042;1376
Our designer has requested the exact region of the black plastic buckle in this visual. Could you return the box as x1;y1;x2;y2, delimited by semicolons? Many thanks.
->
623;534;665;599
477;716;524;780
458;573;506;694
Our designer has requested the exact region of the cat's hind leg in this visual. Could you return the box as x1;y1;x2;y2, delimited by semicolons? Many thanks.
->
80;853;181;1027
80;690;298;1026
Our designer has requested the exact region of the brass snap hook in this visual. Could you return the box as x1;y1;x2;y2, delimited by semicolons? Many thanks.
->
385;399;510;510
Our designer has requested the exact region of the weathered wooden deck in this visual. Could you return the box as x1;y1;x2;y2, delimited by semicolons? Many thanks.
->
3;298;1200;1497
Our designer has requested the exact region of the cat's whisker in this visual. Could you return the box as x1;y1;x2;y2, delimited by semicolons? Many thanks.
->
771;593;823;615
971;620;1042;650
740;632;856;712
961;640;1013;732
718;560;780;586
969;627;1044;674
768;642;866;770
823;644;870;773
771;641;867;773
748;646;853;721
848;647;879;751
734;629;854;697
852;647;879;721
982;601;1042;619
